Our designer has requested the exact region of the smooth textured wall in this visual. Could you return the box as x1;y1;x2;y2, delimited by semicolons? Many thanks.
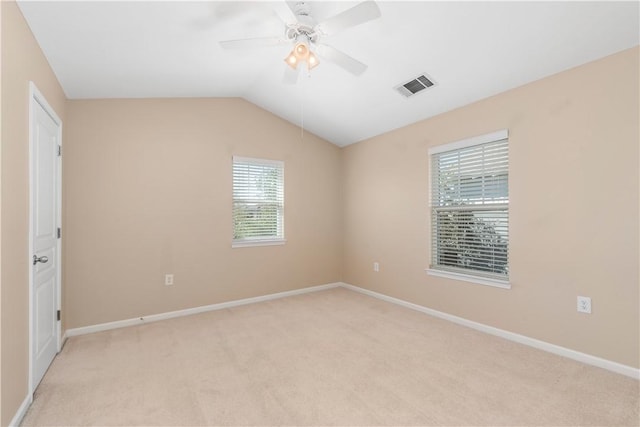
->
1;2;67;426
1;7;637;424
342;47;639;368
64;98;343;329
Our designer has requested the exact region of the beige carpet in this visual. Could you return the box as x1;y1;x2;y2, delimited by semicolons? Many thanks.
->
21;287;639;426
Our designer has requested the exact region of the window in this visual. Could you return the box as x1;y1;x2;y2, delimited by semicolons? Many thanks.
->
427;130;509;288
232;156;284;247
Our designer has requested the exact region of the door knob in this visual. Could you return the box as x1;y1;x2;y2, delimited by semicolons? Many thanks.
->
33;255;49;265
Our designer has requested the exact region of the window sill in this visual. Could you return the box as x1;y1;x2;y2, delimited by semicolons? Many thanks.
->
232;239;286;248
426;268;511;290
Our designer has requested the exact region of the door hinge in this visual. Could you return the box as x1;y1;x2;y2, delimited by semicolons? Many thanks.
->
57;227;61;239
57;310;61;321
57;145;62;156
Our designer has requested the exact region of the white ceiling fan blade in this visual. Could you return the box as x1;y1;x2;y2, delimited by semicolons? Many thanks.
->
316;44;368;76
315;1;381;36
283;66;300;85
219;37;286;50
277;2;299;23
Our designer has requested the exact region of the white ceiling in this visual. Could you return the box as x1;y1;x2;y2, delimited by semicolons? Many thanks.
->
17;1;640;147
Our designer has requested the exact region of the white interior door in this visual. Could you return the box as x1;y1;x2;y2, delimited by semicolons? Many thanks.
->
30;83;62;391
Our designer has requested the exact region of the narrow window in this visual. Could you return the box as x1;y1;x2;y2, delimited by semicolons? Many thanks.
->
428;130;509;288
232;156;285;248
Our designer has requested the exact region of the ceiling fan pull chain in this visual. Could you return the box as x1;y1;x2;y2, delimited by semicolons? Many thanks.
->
300;71;305;141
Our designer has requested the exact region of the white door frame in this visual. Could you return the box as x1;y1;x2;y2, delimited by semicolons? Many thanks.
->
28;81;63;397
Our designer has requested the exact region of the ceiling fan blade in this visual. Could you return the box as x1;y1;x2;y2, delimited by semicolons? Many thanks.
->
283;66;300;85
280;1;300;22
316;44;368;76
315;1;381;36
219;37;286;50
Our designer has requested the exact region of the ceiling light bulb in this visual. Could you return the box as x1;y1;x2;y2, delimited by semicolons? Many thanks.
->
294;42;309;58
284;51;298;69
285;37;320;73
307;52;319;70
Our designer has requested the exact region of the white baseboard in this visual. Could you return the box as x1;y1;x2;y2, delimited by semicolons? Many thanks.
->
9;393;32;427
340;282;640;380
65;282;342;337
63;280;639;380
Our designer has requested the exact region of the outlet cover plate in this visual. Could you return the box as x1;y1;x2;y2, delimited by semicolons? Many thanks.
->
577;296;591;314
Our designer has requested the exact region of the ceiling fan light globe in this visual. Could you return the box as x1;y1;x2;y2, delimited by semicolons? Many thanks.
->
307;52;320;70
285;52;299;69
295;42;309;58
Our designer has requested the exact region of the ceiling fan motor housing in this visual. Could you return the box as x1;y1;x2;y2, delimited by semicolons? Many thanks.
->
293;2;312;17
286;2;318;43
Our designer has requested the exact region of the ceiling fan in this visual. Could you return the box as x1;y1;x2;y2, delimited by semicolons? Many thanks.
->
219;1;381;83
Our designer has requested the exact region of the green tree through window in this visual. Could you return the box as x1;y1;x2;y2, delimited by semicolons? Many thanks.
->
430;132;509;281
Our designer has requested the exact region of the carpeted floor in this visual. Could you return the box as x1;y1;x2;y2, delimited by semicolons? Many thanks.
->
21;287;639;426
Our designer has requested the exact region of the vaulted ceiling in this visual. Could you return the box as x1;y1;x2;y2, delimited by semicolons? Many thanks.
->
17;1;640;146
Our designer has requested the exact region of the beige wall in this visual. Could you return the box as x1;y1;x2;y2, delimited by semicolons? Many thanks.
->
1;4;638;423
64;98;343;329
343;47;639;368
0;1;67;426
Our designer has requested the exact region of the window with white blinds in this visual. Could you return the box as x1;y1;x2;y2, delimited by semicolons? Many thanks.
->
232;156;284;247
428;130;509;285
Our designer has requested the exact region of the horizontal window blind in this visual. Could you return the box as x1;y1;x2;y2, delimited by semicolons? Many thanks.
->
233;157;284;242
431;137;509;280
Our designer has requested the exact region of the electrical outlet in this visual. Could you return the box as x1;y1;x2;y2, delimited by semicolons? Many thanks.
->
165;274;174;286
373;262;379;272
577;296;591;314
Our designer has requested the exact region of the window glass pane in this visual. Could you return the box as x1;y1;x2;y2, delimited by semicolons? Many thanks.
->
434;209;508;276
233;157;284;242
431;137;509;280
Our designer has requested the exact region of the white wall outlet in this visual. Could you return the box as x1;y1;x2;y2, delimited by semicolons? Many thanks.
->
577;296;591;313
373;262;379;272
165;274;174;286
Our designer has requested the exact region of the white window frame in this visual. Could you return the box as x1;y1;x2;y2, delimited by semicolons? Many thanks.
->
426;130;510;289
232;156;285;248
